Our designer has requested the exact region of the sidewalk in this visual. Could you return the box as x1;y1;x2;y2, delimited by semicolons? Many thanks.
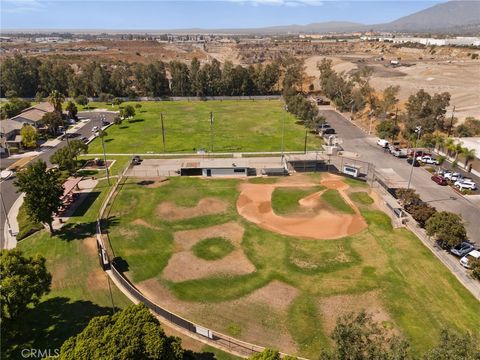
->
2;193;24;249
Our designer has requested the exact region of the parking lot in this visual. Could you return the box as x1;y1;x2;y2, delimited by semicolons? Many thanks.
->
319;109;480;246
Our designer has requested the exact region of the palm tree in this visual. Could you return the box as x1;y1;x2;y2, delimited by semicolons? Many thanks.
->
444;138;456;158
461;147;476;168
434;133;446;151
47;90;65;116
454;143;463;160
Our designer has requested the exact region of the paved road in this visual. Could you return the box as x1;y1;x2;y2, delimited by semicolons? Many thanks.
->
0;111;117;248
320;109;480;246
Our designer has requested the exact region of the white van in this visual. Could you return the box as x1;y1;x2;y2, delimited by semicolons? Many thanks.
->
377;139;389;148
460;250;480;269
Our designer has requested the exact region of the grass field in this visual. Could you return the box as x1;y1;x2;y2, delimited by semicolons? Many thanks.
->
84;100;322;154
106;175;480;358
192;237;235;260
271;186;325;215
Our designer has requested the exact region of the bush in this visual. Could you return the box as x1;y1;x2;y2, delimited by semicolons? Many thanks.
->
471;259;480;281
426;211;467;248
409;203;437;228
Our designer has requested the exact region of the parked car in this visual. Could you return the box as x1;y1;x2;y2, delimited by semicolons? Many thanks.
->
431;175;448;186
451;242;475;257
91;126;99;132
318;122;331;129
67;118;76;124
0;170;13;181
444;171;461;181
80;136;89;144
102;120;110;126
377;139;389;148
407;158;420;167
418;156;440;165
132;155;142;165
322;128;335;135
390;147;408;158
460;250;480;269
454;179;477;191
410;150;431;158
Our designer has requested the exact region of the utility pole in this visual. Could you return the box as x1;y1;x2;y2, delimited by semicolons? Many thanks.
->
281;105;287;163
210;112;214;153
304;130;308;154
100;130;110;185
407;126;422;190
447;106;455;137
161;113;166;153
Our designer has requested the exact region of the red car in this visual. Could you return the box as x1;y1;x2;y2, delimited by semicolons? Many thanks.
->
431;175;448;186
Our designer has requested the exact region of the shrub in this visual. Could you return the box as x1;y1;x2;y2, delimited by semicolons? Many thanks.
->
471;259;480;281
426;211;467;248
409;203;437;228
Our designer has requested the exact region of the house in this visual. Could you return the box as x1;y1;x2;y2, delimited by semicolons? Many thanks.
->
0;119;24;155
9;102;54;130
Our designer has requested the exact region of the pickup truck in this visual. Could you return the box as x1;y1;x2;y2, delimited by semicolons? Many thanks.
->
390;147;408;158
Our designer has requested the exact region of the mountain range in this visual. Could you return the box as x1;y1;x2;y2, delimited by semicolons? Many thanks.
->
170;1;480;35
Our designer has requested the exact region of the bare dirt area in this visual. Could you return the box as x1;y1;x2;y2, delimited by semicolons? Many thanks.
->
237;174;366;240
157;197;228;221
242;280;299;312
162;222;256;281
318;290;396;338
131;218;161;230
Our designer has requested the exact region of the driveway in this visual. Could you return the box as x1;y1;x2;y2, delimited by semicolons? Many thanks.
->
0;111;117;248
320;109;480;246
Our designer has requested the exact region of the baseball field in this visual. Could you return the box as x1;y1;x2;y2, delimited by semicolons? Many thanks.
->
106;173;480;358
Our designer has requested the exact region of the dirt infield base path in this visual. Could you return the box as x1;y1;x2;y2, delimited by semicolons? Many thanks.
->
237;174;367;240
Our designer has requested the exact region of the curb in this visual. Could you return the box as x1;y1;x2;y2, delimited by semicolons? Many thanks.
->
2;193;24;249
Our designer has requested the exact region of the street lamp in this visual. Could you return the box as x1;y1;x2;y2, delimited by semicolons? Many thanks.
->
281;105;288;164
98;129;110;185
407;126;422;189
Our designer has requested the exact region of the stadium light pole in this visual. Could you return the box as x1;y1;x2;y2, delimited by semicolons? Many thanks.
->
99;129;110;185
407;126;422;190
281;105;288;164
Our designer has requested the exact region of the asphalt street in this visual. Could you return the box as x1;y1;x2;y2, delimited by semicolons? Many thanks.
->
320;109;480;245
0;111;117;248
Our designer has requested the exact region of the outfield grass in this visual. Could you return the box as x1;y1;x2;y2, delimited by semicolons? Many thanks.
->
320;189;355;214
107;175;480;358
349;191;374;205
6;180;132;359
192;237;235;260
271;186;325;215
84;100;322;154
16;203;43;240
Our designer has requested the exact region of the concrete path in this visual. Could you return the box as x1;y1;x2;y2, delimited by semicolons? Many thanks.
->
2;193;24;249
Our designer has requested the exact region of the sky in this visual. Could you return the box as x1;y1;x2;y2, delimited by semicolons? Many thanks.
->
0;0;444;30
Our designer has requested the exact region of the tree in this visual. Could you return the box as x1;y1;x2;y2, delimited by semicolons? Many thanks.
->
65;101;78;120
120;104;135;119
379;85;400;117
425;211;467;248
405;90;450;134
408;203;437;228
48;90;65;116
424;329;479;360
14;160;64;234
41;112;63;136
0;98;31;119
75;95;89;107
50;140;87;173
0;249;51;321
376;120;400;140
0;54;39;97
455;124;473;137
395;188;421;209
321;311;410;360
464;117;480;135
169;61;192;96
59;304;184;360
471;258;480;281
20;125;38;148
190;57;202;96
460;147;476;168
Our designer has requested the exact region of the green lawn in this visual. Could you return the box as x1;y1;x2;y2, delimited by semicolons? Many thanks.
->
321;189;355;214
192;237;235;260
16;203;43;240
107;175;480;358
271;186;325;215
84;100;322;154
349;191;374;205
6;180;132;359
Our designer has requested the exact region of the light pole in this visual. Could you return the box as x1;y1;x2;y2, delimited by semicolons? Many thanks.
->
99;130;110;185
407;126;422;190
281;105;287;164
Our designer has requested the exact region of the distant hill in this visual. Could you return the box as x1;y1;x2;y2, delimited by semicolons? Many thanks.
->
377;1;480;33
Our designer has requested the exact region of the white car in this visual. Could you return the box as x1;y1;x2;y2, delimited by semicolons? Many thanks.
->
460;250;480;269
377;139;389;148
444;172;461;181
454;179;477;191
91;126;99;132
0;169;13;181
418;156;440;165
